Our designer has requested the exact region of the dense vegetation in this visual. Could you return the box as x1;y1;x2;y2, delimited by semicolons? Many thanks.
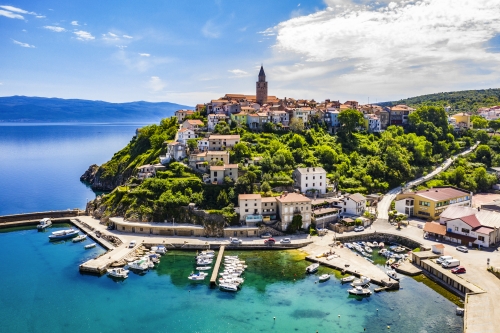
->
89;105;494;222
379;88;500;113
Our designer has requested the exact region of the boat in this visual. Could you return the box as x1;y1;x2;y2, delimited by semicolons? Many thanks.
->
351;276;370;286
188;271;208;280
197;259;213;265
379;248;387;255
196;266;211;271
365;257;375;264
319;274;330;282
107;268;129;279
386;258;396;265
366;242;374;247
37;218;52;230
386;270;400;280
393;246;406;253
372;241;378;247
148;253;160;264
128;259;149;272
72;234;87;242
364;246;373;253
362;251;371;258
84;243;96;249
341;276;355;283
344;243;352;249
219;283;238;292
151;245;167;254
348;286;372;296
48;229;79;241
306;263;320;273
379;242;385;248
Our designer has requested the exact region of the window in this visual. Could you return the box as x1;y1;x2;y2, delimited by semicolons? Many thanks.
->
122;227;125;230
454;227;458;231
254;203;257;206
461;228;470;234
140;228;143;232
320;182;322;186
306;177;308;180
419;201;430;207
245;203;248;207
313;183;315;187
265;203;268;206
306;184;308;187
478;236;485;241
418;211;430;216
313;176;315;180
320;176;322;179
245;209;248;213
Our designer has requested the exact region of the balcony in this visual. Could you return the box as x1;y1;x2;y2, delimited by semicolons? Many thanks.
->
245;215;263;224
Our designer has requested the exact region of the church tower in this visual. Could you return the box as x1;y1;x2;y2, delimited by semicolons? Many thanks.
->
256;65;268;106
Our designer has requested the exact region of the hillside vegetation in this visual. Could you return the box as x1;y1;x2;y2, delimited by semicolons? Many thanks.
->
379;88;500;112
86;105;487;222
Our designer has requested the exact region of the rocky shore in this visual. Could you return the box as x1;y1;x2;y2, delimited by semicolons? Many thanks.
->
80;164;129;191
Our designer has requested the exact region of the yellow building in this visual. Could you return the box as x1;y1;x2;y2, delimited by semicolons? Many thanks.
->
450;113;472;129
395;187;472;220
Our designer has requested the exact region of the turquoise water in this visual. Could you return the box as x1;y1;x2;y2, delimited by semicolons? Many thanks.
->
0;225;463;333
0;123;143;215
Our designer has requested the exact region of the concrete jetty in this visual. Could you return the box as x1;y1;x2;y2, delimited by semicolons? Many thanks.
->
210;245;225;286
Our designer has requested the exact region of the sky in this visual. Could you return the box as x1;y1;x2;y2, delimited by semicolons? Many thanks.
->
1;0;500;106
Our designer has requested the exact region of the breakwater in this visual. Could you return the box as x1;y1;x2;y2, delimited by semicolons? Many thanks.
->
0;209;83;223
334;231;424;250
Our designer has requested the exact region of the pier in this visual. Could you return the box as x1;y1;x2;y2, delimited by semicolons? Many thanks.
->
210;245;225;286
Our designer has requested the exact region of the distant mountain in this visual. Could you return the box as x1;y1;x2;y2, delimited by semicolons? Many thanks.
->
378;88;500;112
0;96;192;123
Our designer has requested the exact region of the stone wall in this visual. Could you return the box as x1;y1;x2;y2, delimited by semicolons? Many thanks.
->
0;210;83;223
335;232;423;249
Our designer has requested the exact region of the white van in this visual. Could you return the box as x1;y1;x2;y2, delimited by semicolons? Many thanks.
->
129;240;137;248
436;255;453;264
442;259;460;268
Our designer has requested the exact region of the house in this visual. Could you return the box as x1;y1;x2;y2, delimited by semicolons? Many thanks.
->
427;206;500;247
182;119;204;131
174;109;195;122
340;193;367;216
395;187;472;219
292;108;311;123
238;194;263;225
364;114;381;133
268;110;289;126
292;167;327;195
207;99;226;114
209;164;238;184
207;114;229;131
389;105;415;126
197;138;209;152
230;112;248;126
188;150;230;170
177;128;197;144
375;109;390;130
276;192;312;231
137;164;156;180
450;113;472;129
208;134;240;151
195;104;205;112
325;110;340;129
247;113;260;129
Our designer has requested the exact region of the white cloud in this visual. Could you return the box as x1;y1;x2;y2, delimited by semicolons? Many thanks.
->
43;26;66;32
116;45;127;49
35;15;45;18
71;21;78;26
139;53;150;57
202;20;221;38
73;30;95;41
0;9;24;19
0;5;35;14
122;34;133;39
102;32;120;41
266;0;500;101
149;76;166;92
228;69;249;77
12;39;35;48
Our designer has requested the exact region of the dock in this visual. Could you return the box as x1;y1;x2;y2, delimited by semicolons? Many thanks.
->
210;245;225;286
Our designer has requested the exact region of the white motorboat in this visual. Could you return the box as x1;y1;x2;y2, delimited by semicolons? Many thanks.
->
386;270;400;280
188;271;208;280
366;242;374;247
306;263;320;273
200;250;215;257
72;234;87;242
148;253;160;264
84;243;96;249
152;245;167;254
219;277;244;285
319;274;330;282
128;259;149;272
197;259;213;265
351;276;370;286
48;228;79;241
379;242;385;249
219;283;238;292
348;286;372;296
393;247;406;253
372;241;378;247
341;276;355;283
107;268;129;279
196;266;211;271
344;243;353;249
362;251;371;258
364;246;373;253
37;218;52;230
379;249;387;255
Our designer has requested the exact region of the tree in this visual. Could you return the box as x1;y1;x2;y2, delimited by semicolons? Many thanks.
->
231;142;251;162
287;215;303;233
475;145;492;167
187;138;198;151
338;109;364;137
289;118;305;133
489;119;500;133
216;190;229;208
261;181;271;193
471;115;488;129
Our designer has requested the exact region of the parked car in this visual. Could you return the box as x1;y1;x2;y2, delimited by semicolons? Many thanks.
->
264;238;276;244
451;266;466;274
280;238;291;244
129;240;137;248
436;255;453;264
230;238;242;244
261;232;272;239
456;246;468;253
354;226;365;232
442;259;460;268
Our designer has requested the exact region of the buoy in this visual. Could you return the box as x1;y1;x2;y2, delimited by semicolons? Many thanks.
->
387;326;390;329
338;315;340;318
273;317;276;320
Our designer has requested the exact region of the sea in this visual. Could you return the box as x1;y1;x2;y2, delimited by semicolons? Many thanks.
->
0;124;463;332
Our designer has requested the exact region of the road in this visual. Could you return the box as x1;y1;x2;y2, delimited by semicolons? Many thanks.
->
376;141;480;221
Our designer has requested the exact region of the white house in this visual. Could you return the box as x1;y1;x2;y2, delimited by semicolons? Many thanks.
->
364;114;381;133
208;134;240;151
209;164;238;184
207;114;229;131
340;193;367;216
197;138;209;152
174;109;194;122
268;110;289;126
292;167;327;195
137;164;156;180
177;128;197;144
238;194;263;224
276;192;312;231
182;119;204;131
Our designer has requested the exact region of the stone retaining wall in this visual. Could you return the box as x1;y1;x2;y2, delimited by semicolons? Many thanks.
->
335;232;423;249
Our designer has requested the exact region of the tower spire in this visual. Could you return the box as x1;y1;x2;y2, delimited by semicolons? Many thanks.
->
256;65;268;105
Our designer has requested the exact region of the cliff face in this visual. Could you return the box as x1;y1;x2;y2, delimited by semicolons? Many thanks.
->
80;164;131;191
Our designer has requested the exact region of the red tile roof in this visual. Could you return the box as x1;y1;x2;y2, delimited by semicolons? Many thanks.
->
415;187;469;201
474;226;494;235
423;222;446;235
460;215;482;229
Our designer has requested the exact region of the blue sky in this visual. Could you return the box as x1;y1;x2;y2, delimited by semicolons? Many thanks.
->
1;0;500;106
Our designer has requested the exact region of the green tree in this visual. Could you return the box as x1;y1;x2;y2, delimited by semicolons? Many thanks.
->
489;119;500;133
216;190;229;208
231;142;251;162
475;145;493;167
287;215;303;233
261;181;271;193
187;138;198;151
289;118;305;133
471;115;488;129
338;109;364;137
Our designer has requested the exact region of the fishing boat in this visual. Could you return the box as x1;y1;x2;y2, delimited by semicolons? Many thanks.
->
48;229;79;241
341;276;355;283
72;234;87;242
386;270;400;280
351;276;370;286
306;263;320;273
107;268;129;279
319;274;330;282
84;243;96;249
348;286;372;296
37;218;52;230
219;283;238;292
379;242;385;249
364;246;373;253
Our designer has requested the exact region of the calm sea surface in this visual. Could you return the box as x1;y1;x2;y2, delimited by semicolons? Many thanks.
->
0;124;462;332
0;123;142;215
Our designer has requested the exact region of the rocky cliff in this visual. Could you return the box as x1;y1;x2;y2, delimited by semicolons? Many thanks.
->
80;164;132;191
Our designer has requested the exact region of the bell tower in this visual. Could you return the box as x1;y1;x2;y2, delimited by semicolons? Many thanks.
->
256;65;268;106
